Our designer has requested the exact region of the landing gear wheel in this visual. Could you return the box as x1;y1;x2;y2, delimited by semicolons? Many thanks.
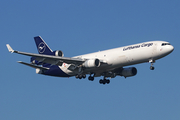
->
79;75;82;79
106;79;110;84
82;74;86;79
150;66;155;70
99;79;110;84
99;79;103;84
88;76;94;81
75;75;79;79
76;74;86;79
102;80;106;85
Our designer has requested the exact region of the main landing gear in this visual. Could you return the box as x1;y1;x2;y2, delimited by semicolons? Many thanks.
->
149;59;155;70
76;73;111;85
88;74;94;81
99;77;110;85
76;74;86;79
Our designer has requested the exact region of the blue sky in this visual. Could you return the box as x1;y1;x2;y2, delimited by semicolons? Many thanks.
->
1;0;180;120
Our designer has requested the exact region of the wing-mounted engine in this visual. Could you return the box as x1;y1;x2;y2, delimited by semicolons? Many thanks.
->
118;67;137;77
53;50;64;57
83;59;100;68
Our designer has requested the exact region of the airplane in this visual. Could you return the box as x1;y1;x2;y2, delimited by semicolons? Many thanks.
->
6;36;174;84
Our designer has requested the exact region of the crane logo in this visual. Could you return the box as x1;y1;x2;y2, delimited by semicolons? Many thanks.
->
38;42;46;53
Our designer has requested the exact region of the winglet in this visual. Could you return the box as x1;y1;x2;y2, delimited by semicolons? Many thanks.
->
6;44;14;53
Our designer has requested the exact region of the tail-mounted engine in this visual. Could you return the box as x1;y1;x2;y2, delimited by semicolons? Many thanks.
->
119;67;137;77
83;59;100;68
53;50;64;57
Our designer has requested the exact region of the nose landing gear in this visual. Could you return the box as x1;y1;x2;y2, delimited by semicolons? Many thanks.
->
149;59;155;70
150;65;155;70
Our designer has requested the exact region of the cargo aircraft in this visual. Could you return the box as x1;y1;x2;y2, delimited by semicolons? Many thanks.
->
6;36;174;84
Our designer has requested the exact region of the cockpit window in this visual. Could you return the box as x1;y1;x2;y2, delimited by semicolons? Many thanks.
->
162;43;171;46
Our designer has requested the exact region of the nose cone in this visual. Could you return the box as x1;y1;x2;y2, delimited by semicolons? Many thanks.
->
168;45;174;53
157;43;174;59
164;45;174;55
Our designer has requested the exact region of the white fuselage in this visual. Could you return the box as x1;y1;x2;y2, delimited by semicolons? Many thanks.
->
7;36;174;82
60;41;174;76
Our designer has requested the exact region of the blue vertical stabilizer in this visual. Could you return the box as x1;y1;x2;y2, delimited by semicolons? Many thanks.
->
33;36;54;67
34;36;53;55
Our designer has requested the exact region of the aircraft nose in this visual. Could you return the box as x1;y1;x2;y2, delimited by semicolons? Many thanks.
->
170;45;174;52
167;45;174;53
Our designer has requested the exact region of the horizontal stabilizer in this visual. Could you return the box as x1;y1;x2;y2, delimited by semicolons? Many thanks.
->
18;61;49;70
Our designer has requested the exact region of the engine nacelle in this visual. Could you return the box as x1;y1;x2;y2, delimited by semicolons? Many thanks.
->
54;50;64;57
83;59;100;68
119;67;137;77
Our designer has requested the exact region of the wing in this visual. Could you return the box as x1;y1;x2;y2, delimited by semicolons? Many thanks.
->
6;44;85;66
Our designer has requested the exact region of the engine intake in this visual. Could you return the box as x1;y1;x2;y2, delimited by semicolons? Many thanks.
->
54;50;64;57
119;67;137;77
83;59;100;68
